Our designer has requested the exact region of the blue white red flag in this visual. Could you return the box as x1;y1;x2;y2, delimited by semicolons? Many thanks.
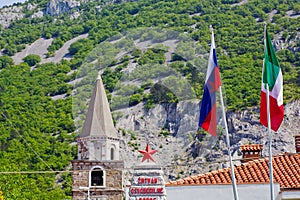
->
198;30;222;137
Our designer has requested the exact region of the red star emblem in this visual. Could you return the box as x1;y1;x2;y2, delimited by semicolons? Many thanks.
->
138;144;158;163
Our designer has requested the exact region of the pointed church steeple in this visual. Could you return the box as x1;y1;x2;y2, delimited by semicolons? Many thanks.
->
80;74;117;138
77;73;120;161
72;73;124;200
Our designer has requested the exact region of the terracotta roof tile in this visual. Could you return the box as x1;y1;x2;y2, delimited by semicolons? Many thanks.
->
240;144;263;151
219;171;227;183
166;153;300;189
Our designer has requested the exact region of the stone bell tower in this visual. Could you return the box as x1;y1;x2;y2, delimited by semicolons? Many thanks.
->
72;74;124;200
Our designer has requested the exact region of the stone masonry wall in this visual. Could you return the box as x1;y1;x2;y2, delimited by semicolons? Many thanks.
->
72;160;124;200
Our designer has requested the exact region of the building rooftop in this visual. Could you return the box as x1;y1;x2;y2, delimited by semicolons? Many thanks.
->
166;153;300;189
240;144;263;151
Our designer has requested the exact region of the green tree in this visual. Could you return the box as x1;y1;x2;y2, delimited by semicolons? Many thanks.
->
23;54;41;66
69;39;93;55
3;45;17;56
294;5;300;14
0;55;14;68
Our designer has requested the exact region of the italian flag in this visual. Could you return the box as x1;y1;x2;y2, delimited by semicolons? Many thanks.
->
260;28;284;131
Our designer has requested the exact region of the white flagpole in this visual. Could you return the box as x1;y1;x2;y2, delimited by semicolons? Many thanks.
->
219;86;239;200
266;84;274;200
210;25;239;200
264;24;275;200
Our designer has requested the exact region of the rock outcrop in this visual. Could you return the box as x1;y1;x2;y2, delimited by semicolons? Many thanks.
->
116;99;299;181
0;6;24;29
45;0;81;16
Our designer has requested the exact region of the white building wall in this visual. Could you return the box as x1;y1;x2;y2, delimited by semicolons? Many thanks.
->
281;190;300;200
166;183;281;200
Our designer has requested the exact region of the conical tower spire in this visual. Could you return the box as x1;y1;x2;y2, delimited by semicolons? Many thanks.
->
80;73;117;138
72;73;123;200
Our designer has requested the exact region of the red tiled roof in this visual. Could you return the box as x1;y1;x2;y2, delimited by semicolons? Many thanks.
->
166;153;300;189
240;144;263;151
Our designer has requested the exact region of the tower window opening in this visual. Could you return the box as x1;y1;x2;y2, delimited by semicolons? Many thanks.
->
91;168;104;186
111;148;114;160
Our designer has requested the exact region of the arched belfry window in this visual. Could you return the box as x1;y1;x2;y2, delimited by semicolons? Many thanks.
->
90;166;105;187
110;148;114;160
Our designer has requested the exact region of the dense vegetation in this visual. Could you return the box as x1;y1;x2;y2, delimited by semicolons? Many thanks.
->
0;0;299;198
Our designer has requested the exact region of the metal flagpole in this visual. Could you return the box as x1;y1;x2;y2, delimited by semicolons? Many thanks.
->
210;25;239;200
266;84;274;200
264;24;275;200
209;26;239;199
219;86;239;200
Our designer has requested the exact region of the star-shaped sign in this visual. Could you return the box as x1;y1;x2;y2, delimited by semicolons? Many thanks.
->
138;144;158;163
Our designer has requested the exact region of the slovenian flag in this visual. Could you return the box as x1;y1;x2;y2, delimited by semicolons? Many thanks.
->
260;28;284;131
199;29;222;137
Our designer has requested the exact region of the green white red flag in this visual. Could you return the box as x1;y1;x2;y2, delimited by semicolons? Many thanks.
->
260;28;284;131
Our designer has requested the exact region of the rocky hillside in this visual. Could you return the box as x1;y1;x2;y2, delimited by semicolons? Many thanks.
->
1;0;300;199
0;5;24;28
0;0;141;29
70;27;298;181
117;97;299;182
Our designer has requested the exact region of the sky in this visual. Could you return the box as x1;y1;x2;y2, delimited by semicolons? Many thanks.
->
0;0;27;8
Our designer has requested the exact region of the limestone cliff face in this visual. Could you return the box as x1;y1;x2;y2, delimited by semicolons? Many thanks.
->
0;0;130;27
0;0;85;23
226;101;298;156
116;100;199;137
44;0;137;17
45;0;82;16
116;100;299;181
0;6;24;29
